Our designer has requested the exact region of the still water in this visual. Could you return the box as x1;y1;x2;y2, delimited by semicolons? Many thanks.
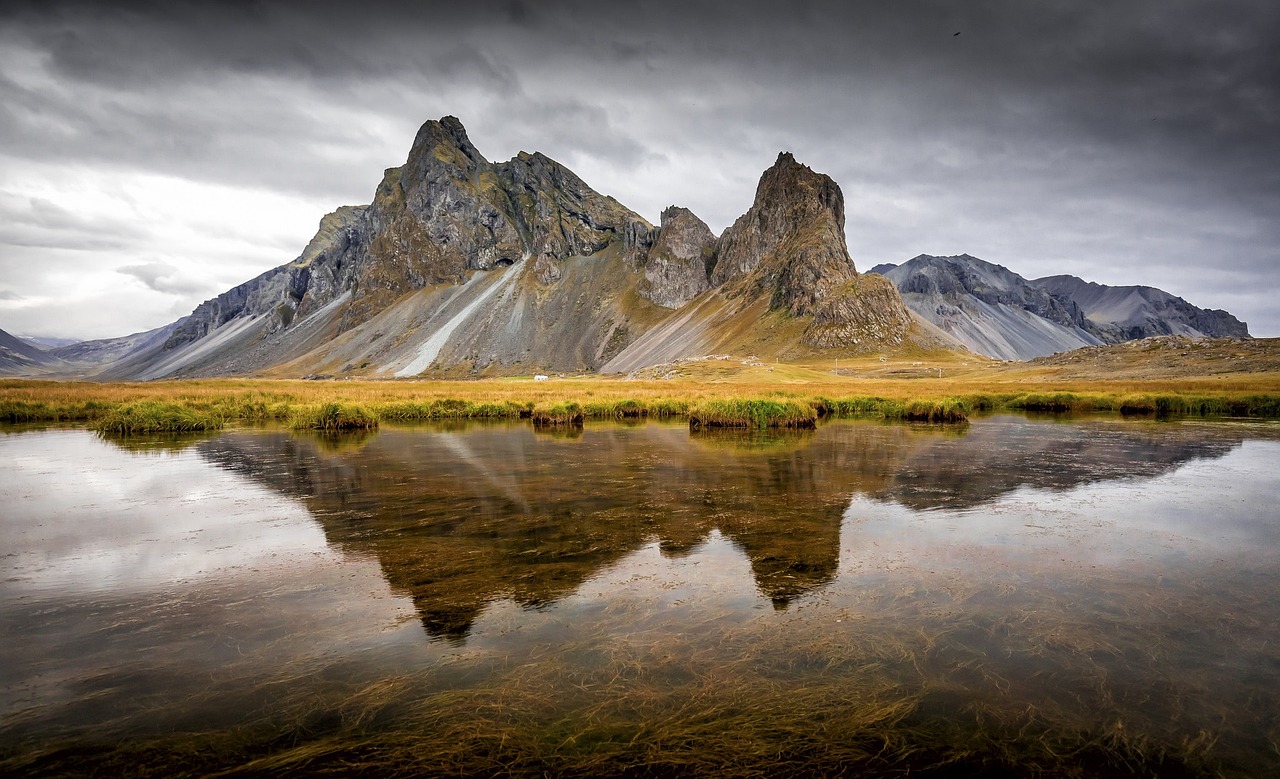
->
2;417;1278;777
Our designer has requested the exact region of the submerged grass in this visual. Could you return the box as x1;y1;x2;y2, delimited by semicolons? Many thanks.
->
5;560;1268;778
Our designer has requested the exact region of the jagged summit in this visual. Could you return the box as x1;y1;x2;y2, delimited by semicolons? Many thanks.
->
707;152;911;348
712;151;852;299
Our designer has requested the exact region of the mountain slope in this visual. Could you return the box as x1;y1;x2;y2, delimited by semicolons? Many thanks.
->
0;326;63;375
872;254;1249;361
84;117;664;380
876;254;1101;361
1031;274;1249;342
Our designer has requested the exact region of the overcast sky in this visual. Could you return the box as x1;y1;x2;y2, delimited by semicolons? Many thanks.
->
1;0;1277;341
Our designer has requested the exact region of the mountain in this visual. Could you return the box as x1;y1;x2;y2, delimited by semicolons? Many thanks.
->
872;254;1249;361
1030;274;1249;343
5;117;934;380
17;335;80;350
0;326;63;375
603;154;924;372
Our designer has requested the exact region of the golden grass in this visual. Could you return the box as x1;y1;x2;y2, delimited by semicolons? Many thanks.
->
3;349;1279;434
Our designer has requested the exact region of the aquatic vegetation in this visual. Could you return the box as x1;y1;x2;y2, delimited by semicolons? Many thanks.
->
289;402;379;430
688;398;817;429
902;397;969;423
94;400;225;434
812;395;969;423
2;376;1279;434
0;398;114;422
376;398;531;421
531;401;584;427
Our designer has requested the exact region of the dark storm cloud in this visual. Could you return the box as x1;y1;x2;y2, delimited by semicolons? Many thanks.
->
1;0;1277;336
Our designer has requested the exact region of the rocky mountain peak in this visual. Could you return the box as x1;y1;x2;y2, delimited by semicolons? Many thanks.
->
404;115;488;176
711;151;854;313
705;152;911;348
638;206;716;308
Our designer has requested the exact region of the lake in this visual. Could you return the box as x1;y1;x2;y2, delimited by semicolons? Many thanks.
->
3;416;1279;777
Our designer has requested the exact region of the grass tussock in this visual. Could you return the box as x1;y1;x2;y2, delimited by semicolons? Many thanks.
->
376;398;531;422
94;400;225;434
531;402;584;427
289;403;379;431
689;399;817;430
814;396;970;423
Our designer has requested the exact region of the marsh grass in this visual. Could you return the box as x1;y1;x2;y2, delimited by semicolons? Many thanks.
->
93;400;225;434
376;398;531;421
531;402;584;427
289;402;379;431
3;378;1279;434
814;396;970;423
688;398;817;429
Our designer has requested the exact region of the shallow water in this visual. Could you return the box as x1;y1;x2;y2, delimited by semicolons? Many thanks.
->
2;416;1279;777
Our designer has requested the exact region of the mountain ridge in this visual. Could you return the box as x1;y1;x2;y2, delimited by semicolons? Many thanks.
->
1;116;1250;379
871;254;1249;360
1;116;931;379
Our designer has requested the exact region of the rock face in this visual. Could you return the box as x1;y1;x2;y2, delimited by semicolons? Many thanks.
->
713;152;855;313
1031;274;1249;342
638;206;715;308
709;152;912;348
873;254;1248;361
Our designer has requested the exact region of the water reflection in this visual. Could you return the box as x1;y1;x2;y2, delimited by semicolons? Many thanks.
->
5;418;1279;777
193;416;1275;642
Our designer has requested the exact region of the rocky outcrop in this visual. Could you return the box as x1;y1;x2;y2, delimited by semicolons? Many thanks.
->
712;152;855;313
163;205;368;350
1031;274;1250;341
804;274;914;349
710;152;912;348
639;206;715;308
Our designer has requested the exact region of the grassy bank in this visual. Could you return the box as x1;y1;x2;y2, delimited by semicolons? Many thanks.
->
4;377;1280;433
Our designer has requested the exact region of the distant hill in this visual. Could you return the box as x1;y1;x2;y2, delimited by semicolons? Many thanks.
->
0;326;61;374
17;335;80;350
870;254;1248;360
1030;274;1248;343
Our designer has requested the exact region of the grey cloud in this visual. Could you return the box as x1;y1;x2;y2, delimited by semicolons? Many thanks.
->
1;0;1277;336
117;262;209;296
0;196;146;251
0;290;25;300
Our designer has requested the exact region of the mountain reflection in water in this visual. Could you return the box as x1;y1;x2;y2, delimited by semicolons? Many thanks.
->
6;417;1280;777
194;416;1261;643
